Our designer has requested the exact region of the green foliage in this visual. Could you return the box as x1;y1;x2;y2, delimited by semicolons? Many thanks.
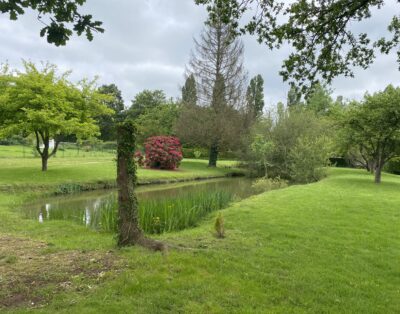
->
0;0;104;46
55;183;84;195
96;84;125;141
0;61;112;170
246;74;264;120
181;147;209;159
251;177;288;193
182;74;198;106
305;84;337;116
193;149;202;159
196;0;399;92
135;102;180;144
249;107;332;182
251;134;274;177
340;85;400;183
287;85;302;107
289;135;331;183
384;157;400;175
127;89;167;119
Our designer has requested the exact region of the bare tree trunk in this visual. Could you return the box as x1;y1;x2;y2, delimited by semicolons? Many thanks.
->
116;120;166;251
208;140;219;167
374;165;382;184
41;154;48;171
40;136;49;172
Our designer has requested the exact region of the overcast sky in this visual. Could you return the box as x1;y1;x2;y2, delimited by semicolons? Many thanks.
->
0;0;399;109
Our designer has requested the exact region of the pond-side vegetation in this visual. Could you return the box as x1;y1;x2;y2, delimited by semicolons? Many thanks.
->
23;178;261;234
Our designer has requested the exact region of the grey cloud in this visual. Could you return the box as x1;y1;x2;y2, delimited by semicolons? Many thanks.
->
0;0;399;108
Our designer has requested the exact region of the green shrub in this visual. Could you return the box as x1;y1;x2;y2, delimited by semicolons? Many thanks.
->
55;183;83;194
385;157;400;175
181;147;209;159
193;149;202;159
251;177;288;193
288;135;331;183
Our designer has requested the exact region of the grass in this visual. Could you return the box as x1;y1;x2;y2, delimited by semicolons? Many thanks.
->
0;145;240;190
0;168;399;312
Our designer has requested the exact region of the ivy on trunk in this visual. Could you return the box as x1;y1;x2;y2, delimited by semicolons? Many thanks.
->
116;120;166;251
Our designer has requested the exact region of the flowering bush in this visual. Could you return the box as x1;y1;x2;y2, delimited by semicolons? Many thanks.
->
134;150;145;167
144;136;183;170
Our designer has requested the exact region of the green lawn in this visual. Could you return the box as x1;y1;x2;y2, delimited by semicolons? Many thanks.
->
0;145;240;190
0;168;399;313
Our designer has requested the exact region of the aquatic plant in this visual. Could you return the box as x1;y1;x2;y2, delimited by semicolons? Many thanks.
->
95;189;233;234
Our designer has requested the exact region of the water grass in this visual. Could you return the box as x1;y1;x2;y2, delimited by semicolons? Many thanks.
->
93;190;234;234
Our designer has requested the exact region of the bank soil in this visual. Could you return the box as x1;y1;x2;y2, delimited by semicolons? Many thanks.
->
0;236;118;309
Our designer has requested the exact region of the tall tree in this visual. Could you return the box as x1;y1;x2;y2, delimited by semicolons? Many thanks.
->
246;74;264;121
0;0;103;46
196;0;400;92
341;85;400;183
287;85;302;108
0;62;111;171
177;15;247;167
127;89;167;119
97;84;125;141
181;74;198;106
305;84;334;116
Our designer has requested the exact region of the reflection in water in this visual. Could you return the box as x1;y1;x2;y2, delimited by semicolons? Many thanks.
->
24;178;258;232
85;207;91;226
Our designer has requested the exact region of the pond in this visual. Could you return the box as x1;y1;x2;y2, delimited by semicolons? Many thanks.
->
22;178;260;234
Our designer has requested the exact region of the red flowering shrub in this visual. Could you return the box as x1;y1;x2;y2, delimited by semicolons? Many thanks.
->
145;136;183;170
134;150;145;167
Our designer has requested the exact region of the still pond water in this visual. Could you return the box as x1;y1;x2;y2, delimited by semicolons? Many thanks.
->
22;178;259;233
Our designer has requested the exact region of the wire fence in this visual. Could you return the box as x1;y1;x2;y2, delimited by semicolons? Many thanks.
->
0;142;117;159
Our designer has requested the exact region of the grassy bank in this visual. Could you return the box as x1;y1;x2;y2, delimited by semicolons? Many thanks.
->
0;155;240;191
0;168;399;312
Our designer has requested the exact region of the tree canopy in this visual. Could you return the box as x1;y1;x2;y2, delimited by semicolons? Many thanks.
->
196;0;400;93
182;74;198;106
246;74;265;120
0;0;103;46
127;90;167;119
0;61;112;170
97;84;125;141
340;85;400;183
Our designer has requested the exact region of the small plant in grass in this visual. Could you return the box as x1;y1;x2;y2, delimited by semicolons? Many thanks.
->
214;212;225;238
152;217;162;234
144;136;183;170
252;177;288;193
193;149;202;159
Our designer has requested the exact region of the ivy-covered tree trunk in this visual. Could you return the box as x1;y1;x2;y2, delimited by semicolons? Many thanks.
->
116;120;165;251
208;140;219;167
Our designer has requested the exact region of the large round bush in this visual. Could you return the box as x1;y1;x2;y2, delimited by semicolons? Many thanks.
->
145;136;183;170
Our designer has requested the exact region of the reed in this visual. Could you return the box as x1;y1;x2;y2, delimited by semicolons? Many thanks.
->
96;190;234;234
